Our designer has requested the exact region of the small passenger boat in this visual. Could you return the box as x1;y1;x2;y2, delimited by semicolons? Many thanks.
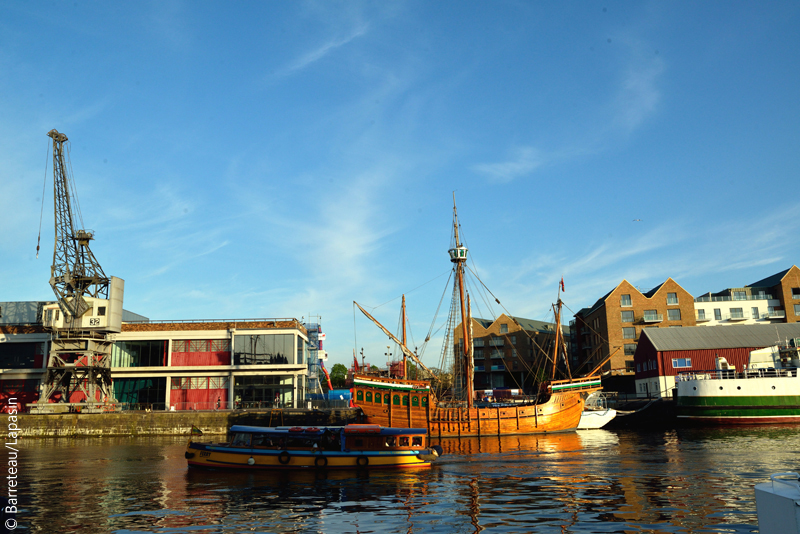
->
185;424;443;470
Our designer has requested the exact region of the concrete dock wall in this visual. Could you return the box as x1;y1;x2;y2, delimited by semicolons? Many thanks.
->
15;408;363;438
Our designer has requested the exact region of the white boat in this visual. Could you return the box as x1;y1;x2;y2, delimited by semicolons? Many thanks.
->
676;341;800;424
755;472;800;533
577;392;617;429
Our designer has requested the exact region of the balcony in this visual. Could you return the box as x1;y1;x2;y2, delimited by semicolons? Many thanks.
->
762;310;786;319
474;365;485;372
696;314;711;322
490;365;505;372
639;313;663;323
725;312;748;321
488;338;504;347
694;294;774;303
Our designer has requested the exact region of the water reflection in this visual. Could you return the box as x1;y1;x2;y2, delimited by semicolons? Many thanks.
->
17;427;800;533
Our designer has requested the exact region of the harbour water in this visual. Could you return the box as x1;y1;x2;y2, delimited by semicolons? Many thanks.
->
15;426;799;533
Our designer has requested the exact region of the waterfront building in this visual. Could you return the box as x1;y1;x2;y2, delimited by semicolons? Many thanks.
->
0;301;311;411
460;314;570;392
570;279;697;375
632;323;800;398
693;266;800;326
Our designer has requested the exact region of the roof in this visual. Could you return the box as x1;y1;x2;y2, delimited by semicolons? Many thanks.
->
474;316;568;335
641;323;800;352
643;282;664;298
747;268;791;288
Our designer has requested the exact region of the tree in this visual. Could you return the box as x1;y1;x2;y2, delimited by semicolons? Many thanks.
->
330;363;348;389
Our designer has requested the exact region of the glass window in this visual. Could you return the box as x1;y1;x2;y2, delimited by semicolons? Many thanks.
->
667;309;681;321
793;288;800;299
667;292;678;305
233;334;295;365
795;304;800;315
500;324;508;333
672;358;692;368
0;342;44;369
624;344;636;356
752;307;759;320
643;310;659;321
730;308;744;319
620;294;632;307
621;310;634;323
697;309;706;320
622;327;636;339
112;340;167;367
113;377;167;409
714;309;722;320
734;291;747;301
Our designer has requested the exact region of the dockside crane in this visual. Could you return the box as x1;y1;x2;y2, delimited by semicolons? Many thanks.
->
37;129;124;411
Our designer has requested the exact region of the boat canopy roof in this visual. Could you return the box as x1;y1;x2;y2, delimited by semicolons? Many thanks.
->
229;424;428;436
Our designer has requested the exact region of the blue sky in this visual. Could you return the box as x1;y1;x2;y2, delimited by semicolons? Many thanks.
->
2;1;799;371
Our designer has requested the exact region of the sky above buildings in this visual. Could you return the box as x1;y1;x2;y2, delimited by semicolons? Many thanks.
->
2;1;799;371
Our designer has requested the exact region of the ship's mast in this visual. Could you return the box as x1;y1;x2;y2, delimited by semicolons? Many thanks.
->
448;195;474;408
401;294;408;378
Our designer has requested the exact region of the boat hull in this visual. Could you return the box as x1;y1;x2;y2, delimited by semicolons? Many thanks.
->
355;387;585;436
186;442;432;470
577;408;617;429
676;371;800;424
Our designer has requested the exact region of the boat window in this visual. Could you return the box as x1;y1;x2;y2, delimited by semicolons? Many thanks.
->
366;391;373;403
421;396;428;407
402;395;408;406
393;395;400;406
356;390;363;401
411;396;419;407
399;437;409;446
412;436;422;446
230;433;251;447
252;434;273;447
385;436;396;447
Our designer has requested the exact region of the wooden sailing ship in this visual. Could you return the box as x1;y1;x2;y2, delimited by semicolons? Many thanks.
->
352;198;602;438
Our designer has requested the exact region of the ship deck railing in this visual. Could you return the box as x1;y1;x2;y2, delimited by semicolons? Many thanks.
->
676;368;799;381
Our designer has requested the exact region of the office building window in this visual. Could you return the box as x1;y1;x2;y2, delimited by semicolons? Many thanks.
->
620;294;632;307
667;292;678;305
621;310;634;323
622;327;636;339
667;309;681;321
714;309;722;321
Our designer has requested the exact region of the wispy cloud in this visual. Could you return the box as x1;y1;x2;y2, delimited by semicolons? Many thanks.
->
275;23;370;78
613;56;664;132
472;147;544;183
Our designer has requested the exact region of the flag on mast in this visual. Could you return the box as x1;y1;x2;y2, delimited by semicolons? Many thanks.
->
560;277;565;292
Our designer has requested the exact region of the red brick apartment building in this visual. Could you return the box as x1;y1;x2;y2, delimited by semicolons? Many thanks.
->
571;278;696;374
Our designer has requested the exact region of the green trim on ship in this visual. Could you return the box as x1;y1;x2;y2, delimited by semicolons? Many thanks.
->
551;380;601;392
676;394;800;418
353;379;430;392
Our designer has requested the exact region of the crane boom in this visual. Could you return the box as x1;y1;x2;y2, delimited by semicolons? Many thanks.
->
48;129;110;320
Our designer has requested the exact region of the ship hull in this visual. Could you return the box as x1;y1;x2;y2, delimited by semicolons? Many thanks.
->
676;370;800;424
354;378;585;436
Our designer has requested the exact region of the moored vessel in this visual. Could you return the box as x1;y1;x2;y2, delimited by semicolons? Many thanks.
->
186;424;443;470
352;197;603;437
676;341;800;424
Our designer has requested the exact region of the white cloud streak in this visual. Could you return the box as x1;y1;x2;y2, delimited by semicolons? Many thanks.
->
275;23;370;78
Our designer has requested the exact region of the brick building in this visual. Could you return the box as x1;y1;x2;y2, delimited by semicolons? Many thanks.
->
693;266;800;325
571;278;696;374
455;313;569;393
